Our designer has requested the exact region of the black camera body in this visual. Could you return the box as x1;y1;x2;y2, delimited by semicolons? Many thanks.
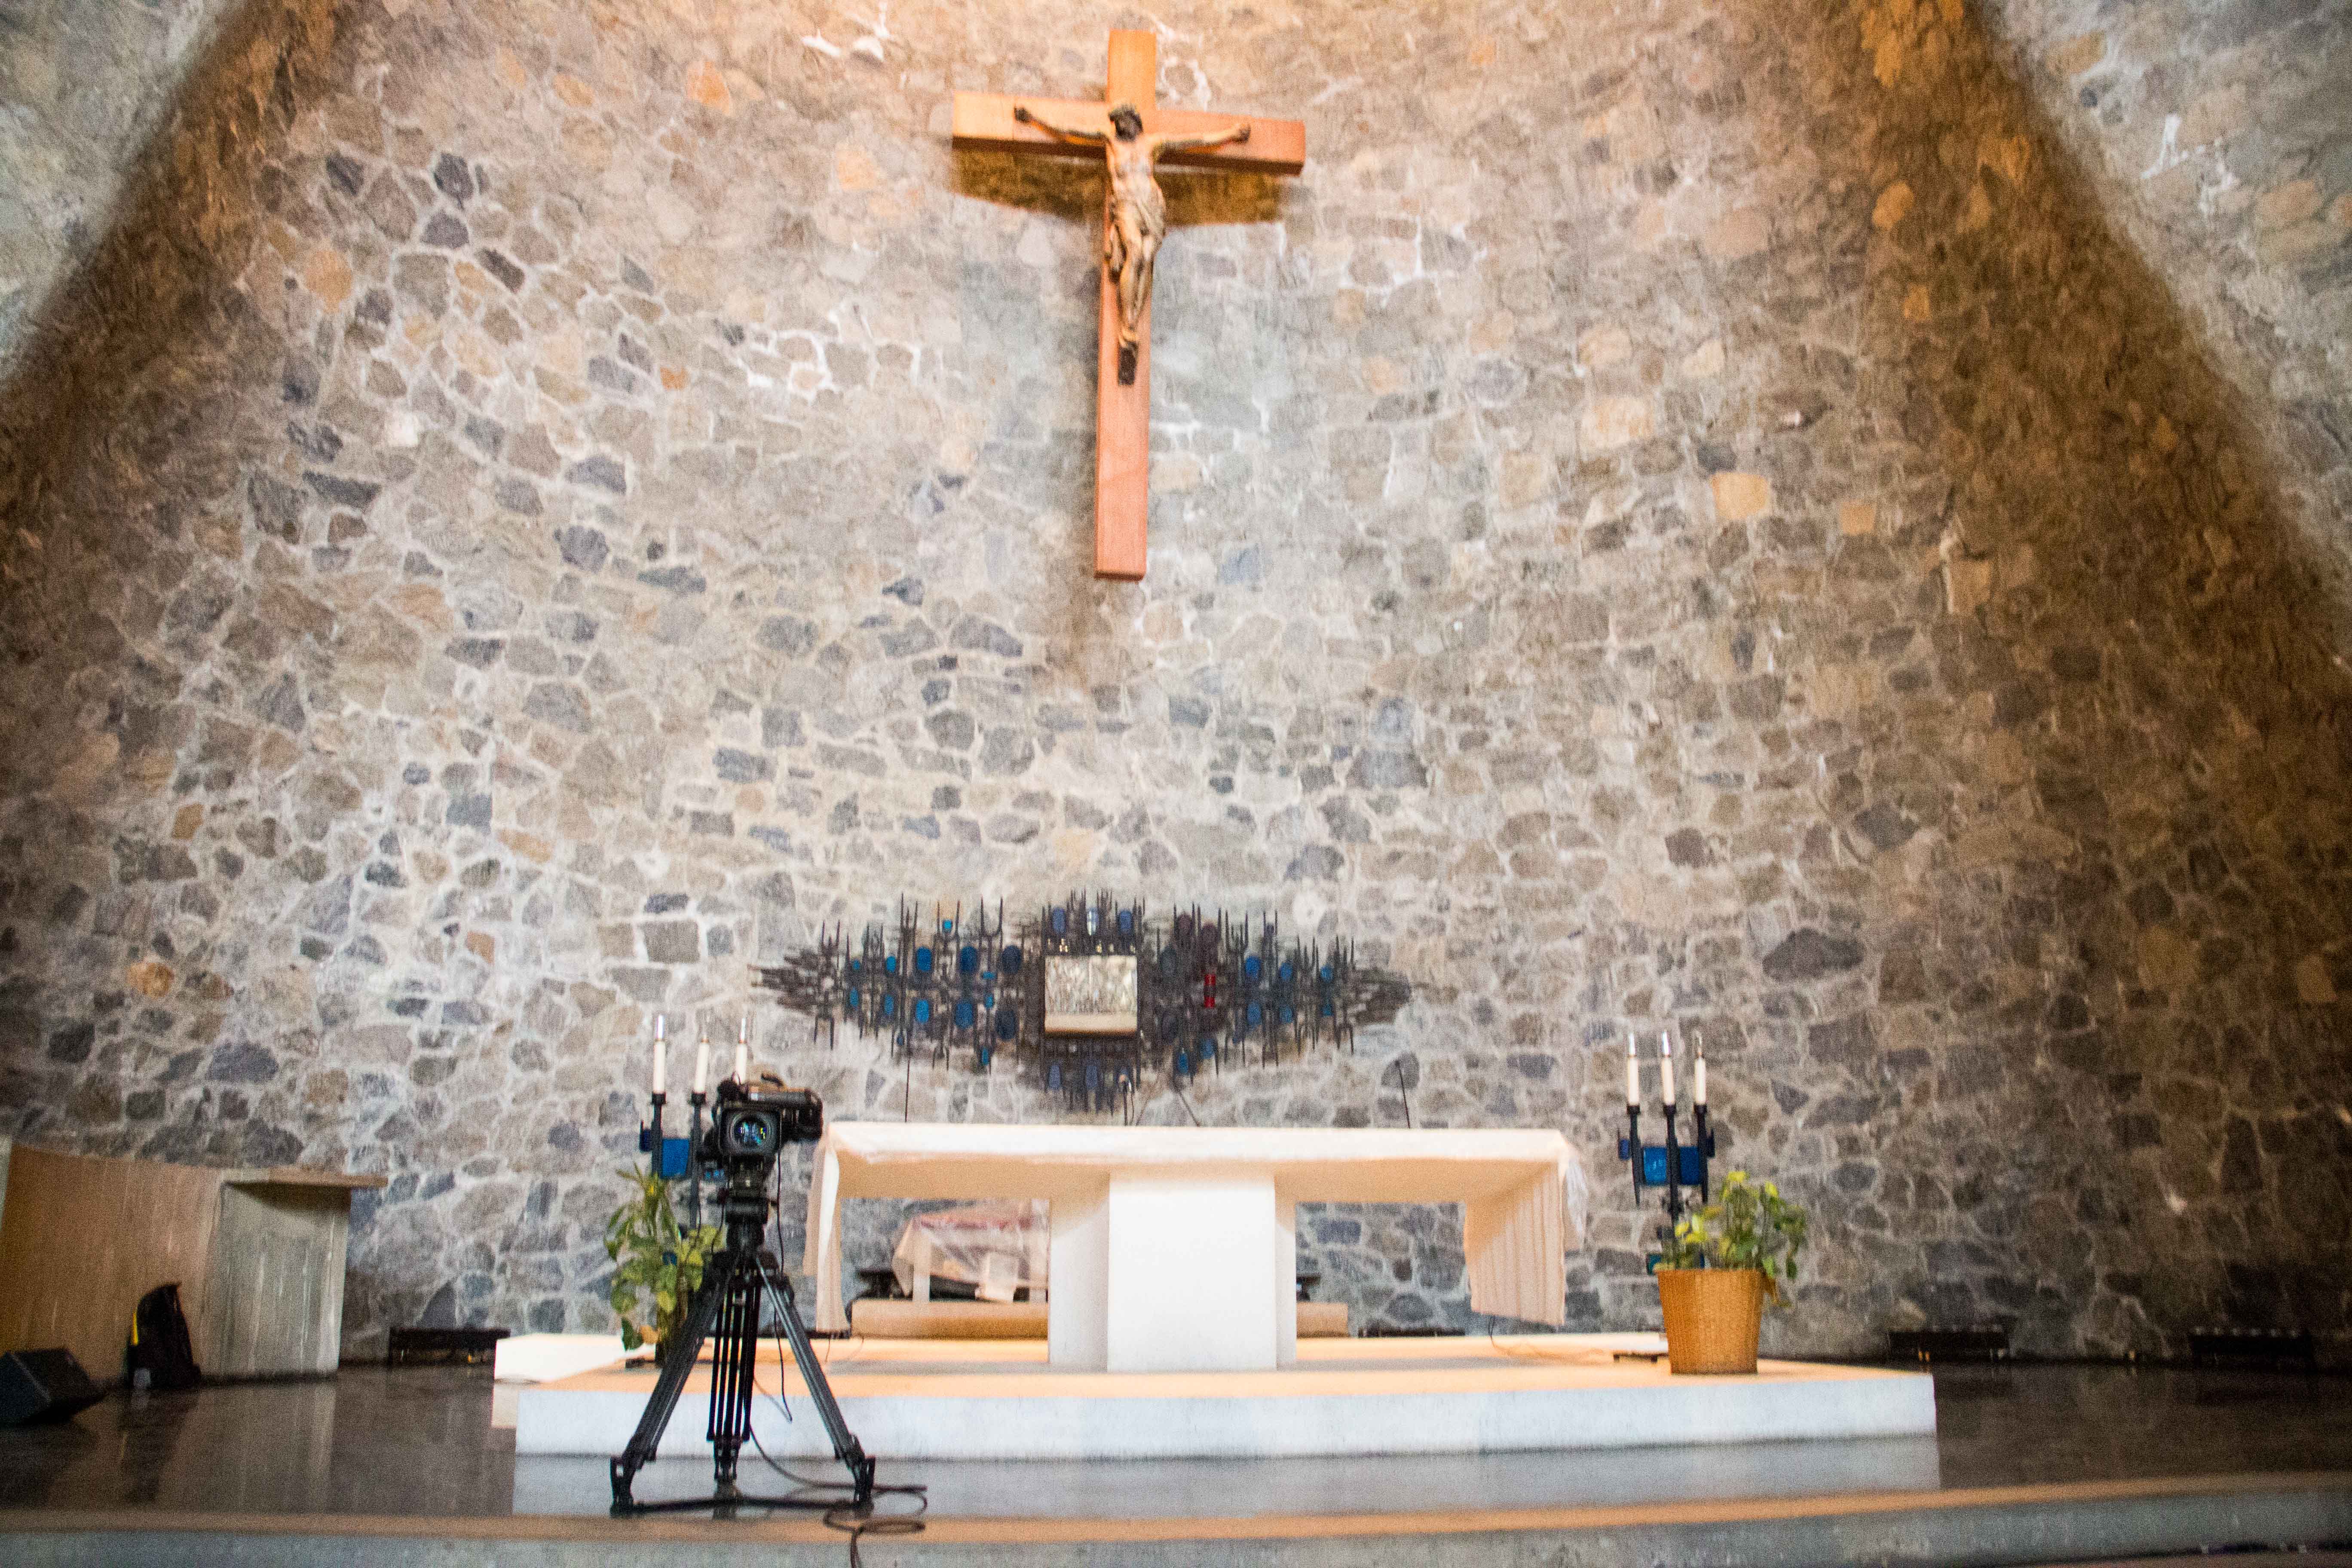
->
703;1081;824;1223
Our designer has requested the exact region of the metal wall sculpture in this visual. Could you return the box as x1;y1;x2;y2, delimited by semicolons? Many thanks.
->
752;893;1412;1113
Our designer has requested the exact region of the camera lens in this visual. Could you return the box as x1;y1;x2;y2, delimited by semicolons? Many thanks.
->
725;1110;775;1155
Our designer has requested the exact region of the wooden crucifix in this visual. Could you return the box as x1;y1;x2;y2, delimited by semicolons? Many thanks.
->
953;32;1305;580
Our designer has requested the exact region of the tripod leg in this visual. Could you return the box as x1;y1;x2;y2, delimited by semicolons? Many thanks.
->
707;1251;762;1486
609;1249;736;1510
765;1265;875;1506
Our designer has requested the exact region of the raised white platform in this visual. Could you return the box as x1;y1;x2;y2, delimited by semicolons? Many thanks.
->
493;1332;630;1384
513;1333;1936;1462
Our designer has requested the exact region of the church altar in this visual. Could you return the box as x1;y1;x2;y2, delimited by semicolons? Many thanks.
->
802;1123;1591;1372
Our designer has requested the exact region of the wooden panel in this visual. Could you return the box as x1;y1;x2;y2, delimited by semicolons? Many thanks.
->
0;1140;224;1380
846;1299;1346;1341
1105;28;1155;108
228;1167;385;1190
1094;275;1150;580
951;96;1308;176
851;1299;1049;1339
1298;1301;1350;1338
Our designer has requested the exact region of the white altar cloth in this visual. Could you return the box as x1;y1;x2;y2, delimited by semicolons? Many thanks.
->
802;1124;1589;1373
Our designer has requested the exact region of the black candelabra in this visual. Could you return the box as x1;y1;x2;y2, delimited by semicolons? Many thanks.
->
1617;1030;1715;1257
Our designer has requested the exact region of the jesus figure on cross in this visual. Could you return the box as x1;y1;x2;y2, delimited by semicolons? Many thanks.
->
1013;101;1252;385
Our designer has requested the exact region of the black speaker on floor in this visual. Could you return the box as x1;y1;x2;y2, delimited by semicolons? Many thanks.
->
0;1348;103;1427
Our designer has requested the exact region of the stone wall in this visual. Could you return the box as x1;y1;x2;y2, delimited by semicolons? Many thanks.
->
0;0;2345;1362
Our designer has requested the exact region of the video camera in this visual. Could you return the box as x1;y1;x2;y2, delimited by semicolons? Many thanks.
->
701;1080;824;1221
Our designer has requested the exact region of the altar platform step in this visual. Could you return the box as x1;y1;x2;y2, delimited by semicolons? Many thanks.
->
513;1332;1936;1461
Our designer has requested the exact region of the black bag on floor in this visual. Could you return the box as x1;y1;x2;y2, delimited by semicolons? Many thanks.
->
126;1283;202;1390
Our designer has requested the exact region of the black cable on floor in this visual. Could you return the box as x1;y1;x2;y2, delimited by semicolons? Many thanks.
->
748;1179;925;1564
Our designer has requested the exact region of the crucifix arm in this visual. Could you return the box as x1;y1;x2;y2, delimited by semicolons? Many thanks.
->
1149;122;1253;156
1012;104;1106;144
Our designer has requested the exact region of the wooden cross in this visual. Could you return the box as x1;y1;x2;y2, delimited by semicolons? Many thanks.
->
953;32;1305;580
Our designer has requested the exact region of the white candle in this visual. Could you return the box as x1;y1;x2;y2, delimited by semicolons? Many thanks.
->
652;1036;666;1096
1658;1030;1675;1106
1694;1038;1708;1106
1625;1034;1640;1106
692;1038;711;1095
734;1016;749;1086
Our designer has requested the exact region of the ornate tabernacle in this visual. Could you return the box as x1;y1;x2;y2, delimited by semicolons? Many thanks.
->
753;893;1412;1112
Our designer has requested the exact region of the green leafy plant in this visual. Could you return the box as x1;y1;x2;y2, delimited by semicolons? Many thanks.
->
1658;1170;1810;1303
603;1164;721;1353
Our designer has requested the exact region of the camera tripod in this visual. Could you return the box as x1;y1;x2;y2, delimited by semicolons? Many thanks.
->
609;1188;874;1514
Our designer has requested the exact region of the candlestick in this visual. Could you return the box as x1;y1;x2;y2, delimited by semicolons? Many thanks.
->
1658;1029;1676;1106
692;1038;711;1095
1624;1033;1640;1106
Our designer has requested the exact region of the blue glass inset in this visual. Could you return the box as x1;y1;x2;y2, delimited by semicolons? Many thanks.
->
958;945;979;975
1158;946;1179;978
995;1008;1017;1041
1050;907;1068;937
1084;1060;1100;1090
1200;1037;1216;1059
846;985;861;1009
1048;1062;1063;1092
1246;1001;1263;1026
1174;1048;1191;1076
883;953;899;976
977;1045;992;1069
1280;1005;1296;1025
1117;908;1135;937
954;999;976;1029
1000;946;1024;977
1278;962;1295;984
880;994;897;1019
1243;954;1262;981
1319;964;1335;984
914;946;934;975
913;997;932;1025
847;958;863;974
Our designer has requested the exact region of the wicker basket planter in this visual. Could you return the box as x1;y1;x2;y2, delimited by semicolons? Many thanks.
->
1656;1267;1766;1374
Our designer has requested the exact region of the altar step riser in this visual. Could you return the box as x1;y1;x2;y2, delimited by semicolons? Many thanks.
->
516;1375;1936;1461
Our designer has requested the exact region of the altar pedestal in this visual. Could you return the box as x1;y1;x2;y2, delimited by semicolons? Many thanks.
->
805;1124;1589;1373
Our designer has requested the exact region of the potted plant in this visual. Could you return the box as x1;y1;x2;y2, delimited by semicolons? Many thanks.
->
604;1163;720;1363
1654;1169;1808;1374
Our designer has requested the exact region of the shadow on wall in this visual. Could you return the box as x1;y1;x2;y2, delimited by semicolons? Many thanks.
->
1768;0;2352;1354
0;0;343;663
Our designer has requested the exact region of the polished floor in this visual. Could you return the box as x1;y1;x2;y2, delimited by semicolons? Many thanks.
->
0;1360;2347;1522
